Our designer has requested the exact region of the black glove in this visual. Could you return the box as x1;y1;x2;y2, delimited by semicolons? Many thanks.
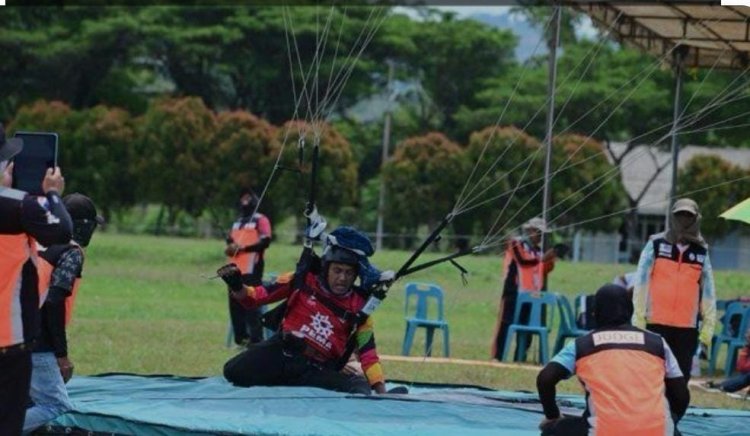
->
217;263;243;292
553;243;570;258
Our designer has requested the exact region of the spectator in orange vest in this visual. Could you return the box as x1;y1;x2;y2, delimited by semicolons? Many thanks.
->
24;193;103;433
225;189;272;346
491;217;556;361
705;329;750;393
537;284;689;435
0;125;71;434
632;198;716;384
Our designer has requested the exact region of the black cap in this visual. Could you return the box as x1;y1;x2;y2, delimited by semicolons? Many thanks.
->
63;193;105;224
322;245;360;268
0;123;23;162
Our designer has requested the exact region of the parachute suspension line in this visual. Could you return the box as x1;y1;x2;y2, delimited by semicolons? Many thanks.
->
255;6;380;218
307;7;381;127
549;172;750;236
547;16;726;183
550;11;624;128
675;46;728;120
673;73;750;135
475;43;675;242
453;37;686;219
472;168;750;255
316;8;389;124
459;62;750;219
543;42;682;178
480;60;694;250
284;6;333;137
314;6;347;133
453;10;627;215
543;64;750;230
452;12;556;214
252;7;330;217
681;115;750;136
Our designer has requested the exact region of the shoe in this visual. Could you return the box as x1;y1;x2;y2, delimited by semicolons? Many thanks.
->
235;338;250;349
700;380;722;392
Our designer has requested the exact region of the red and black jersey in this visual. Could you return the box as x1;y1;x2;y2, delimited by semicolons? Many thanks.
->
235;270;385;386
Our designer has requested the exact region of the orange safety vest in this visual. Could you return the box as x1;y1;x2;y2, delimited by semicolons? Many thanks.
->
0;233;38;347
575;327;672;436
647;237;706;328
503;238;545;292
36;244;84;326
229;218;261;275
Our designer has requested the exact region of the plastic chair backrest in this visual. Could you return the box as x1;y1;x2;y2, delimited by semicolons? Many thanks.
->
733;305;750;341
513;291;557;327
557;294;577;332
716;299;729;312
722;301;750;337
404;283;445;322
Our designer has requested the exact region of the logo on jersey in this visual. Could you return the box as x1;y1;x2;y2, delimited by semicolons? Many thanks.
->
299;312;334;350
658;243;673;257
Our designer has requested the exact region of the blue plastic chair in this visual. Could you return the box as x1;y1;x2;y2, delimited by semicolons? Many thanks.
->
553;294;589;354
501;291;558;364
401;283;450;357
709;301;750;375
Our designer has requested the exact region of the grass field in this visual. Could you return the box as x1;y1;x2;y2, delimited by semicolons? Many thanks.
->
68;232;750;410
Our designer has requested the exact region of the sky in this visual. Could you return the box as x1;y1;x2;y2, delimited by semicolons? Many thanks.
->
394;6;598;40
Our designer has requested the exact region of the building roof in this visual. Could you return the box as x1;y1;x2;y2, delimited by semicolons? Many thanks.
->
608;142;750;215
575;3;750;69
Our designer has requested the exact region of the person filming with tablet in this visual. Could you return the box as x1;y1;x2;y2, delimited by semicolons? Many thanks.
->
0;123;71;434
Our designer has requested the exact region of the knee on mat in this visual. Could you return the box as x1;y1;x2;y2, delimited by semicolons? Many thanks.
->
223;360;246;387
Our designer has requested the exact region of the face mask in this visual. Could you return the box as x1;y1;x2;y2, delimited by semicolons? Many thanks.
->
72;219;98;247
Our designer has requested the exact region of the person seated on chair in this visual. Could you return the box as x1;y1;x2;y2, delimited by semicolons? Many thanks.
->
219;227;391;395
537;284;689;436
491;217;558;361
705;328;750;393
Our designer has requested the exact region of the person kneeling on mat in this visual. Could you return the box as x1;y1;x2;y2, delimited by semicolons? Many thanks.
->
219;227;389;395
536;284;689;435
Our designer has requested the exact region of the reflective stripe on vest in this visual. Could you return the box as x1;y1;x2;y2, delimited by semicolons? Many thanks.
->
504;239;543;292
0;234;36;347
575;328;672;436
647;238;706;328
229;223;260;275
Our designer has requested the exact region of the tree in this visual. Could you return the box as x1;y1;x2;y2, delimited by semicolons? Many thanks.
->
382;132;466;244
269;121;358;223
678;154;750;239
208;110;279;226
461;125;543;241
0;7;145;118
136;97;217;227
405;13;517;140
455;41;674;143
549;133;626;232
67;105;138;218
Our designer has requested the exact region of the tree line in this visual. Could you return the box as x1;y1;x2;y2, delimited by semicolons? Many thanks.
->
3;6;750;242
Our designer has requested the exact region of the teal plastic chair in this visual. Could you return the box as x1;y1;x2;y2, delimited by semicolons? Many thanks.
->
553;294;589;353
401;283;450;357
501;291;558;364
709;301;750;375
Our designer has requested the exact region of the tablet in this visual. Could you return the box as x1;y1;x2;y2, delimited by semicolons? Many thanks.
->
11;131;58;195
